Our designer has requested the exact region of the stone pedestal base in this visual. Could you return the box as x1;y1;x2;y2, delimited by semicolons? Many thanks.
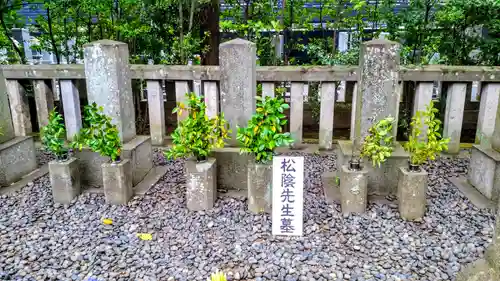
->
339;165;368;214
322;171;340;204
122;136;153;186
214;148;250;191
467;145;500;203
0;136;37;187
337;140;408;196
456;259;499;281
49;157;81;204
102;159;133;205
74;148;108;187
398;167;428;221
186;158;216;211
75;135;153;188
247;162;272;214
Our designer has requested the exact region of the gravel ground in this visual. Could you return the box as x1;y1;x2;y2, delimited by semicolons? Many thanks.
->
0;149;495;281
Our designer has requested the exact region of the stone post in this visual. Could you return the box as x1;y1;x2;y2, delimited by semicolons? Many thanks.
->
34;80;54;129
0;73;15;144
83;40;136;143
7;80;32;137
443;83;466;154
413;82;434;141
60;80;82;141
352;39;401;162
476;84;500;147
492;88;500;152
146;80;165;145
219;38;256;146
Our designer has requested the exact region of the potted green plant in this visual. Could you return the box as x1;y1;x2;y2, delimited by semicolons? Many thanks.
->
360;116;396;168
399;100;449;220
237;95;294;213
165;92;230;211
72;103;129;205
337;116;396;214
72;103;122;163
42;109;81;204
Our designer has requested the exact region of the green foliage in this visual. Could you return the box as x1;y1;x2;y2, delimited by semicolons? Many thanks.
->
403;101;450;166
71;103;121;162
237;96;294;164
360;116;396;167
164;92;230;161
207;271;227;281
41;109;68;160
0;125;3;136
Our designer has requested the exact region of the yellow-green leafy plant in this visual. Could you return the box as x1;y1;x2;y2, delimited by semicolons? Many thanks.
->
0;126;3;136
360;116;396;167
207;271;227;281
165;92;230;162
71;103;122;162
237;95;294;163
403;100;450;171
41;109;69;161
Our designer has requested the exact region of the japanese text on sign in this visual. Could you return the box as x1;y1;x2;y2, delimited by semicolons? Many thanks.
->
272;156;304;236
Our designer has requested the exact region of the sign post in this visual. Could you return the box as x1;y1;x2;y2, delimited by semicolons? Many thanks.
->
272;156;304;236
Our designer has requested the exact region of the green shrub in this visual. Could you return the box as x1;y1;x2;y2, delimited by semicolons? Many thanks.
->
71;103;122;162
164;92;230;161
360;116;396;167
237;95;294;163
403;100;450;167
41;109;68;160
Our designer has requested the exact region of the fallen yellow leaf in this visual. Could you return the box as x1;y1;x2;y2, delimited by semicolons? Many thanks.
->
137;233;153;241
102;218;113;225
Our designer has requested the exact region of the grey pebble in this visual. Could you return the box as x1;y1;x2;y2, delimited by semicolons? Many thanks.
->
0;149;493;281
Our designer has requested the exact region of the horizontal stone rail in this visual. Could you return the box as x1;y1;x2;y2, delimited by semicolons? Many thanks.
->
1;38;500;151
2;64;500;82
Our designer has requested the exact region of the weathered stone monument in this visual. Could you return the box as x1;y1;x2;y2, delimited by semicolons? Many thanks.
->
77;40;153;190
451;84;500;208
323;39;408;200
215;39;256;192
0;71;37;187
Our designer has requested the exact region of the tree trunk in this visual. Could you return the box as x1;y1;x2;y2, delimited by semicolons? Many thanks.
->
200;0;219;65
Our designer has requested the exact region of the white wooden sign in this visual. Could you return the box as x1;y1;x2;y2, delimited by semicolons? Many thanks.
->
272;156;304;236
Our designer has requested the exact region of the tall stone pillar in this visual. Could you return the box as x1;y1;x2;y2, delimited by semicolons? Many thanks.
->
333;39;405;197
82;40;152;188
83;40;136;143
215;38;256;192
219;38;256;146
352;39;401;158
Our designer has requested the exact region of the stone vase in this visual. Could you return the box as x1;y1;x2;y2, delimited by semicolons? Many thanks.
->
247;162;272;214
185;157;217;211
339;164;368;214
49;157;81;204
102;159;133;205
397;166;428;221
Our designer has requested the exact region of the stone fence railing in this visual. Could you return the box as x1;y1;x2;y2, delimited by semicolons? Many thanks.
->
2;38;500;154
